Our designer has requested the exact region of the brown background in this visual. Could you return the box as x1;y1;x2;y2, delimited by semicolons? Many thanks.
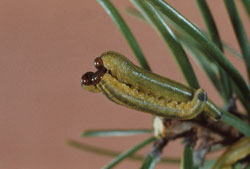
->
0;1;249;169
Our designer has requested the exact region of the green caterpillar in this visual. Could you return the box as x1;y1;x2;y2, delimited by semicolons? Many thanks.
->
81;51;221;120
212;137;250;169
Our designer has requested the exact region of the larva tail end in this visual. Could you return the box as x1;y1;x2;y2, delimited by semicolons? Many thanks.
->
204;100;222;121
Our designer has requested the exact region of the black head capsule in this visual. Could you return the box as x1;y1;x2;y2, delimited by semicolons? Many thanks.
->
94;57;104;70
81;57;108;86
95;67;107;80
81;72;96;86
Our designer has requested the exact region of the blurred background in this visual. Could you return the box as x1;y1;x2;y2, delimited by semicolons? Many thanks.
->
0;1;249;169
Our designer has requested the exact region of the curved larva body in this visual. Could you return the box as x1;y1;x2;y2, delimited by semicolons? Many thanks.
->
212;137;250;169
81;51;221;120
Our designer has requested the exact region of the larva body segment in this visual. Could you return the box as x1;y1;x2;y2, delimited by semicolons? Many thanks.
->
100;51;194;103
81;51;221;120
98;71;207;119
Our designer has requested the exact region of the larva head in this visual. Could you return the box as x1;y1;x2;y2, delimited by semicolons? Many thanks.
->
80;57;107;93
81;51;135;92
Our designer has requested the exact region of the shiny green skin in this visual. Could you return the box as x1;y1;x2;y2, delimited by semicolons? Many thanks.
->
101;51;194;101
82;51;221;120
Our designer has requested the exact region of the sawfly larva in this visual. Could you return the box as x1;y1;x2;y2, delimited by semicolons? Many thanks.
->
212;137;250;169
81;51;221;120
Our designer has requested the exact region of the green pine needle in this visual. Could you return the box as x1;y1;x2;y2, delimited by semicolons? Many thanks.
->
97;0;151;71
82;129;152;137
181;145;194;169
131;0;200;89
147;0;250;101
102;136;155;169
